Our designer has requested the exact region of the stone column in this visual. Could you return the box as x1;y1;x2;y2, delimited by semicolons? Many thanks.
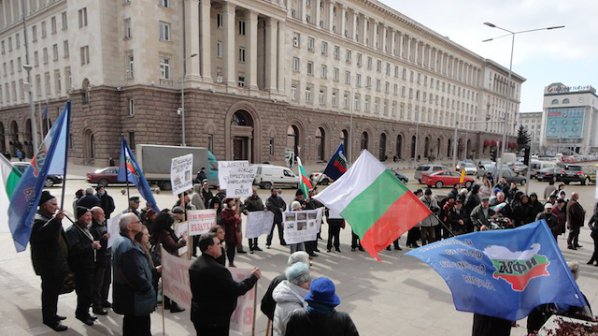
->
247;10;258;90
185;0;201;80
328;1;334;32
399;32;404;58
277;20;285;92
200;0;212;82
372;21;378;49
390;30;396;56
352;11;357;41
340;4;346;37
265;18;277;92
224;2;236;86
361;15;367;45
315;0;321;28
381;25;387;53
301;0;307;23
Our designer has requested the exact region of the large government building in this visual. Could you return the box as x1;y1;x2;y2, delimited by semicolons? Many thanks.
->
0;0;523;165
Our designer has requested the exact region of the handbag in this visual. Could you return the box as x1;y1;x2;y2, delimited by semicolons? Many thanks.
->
60;272;76;295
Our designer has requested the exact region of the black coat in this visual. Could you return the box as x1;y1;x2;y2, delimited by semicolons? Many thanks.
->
266;195;287;224
90;220;110;268
65;223;95;274
77;194;101;210
189;254;258;327
30;211;69;277
260;273;286;321
98;192;115;219
285;309;359;336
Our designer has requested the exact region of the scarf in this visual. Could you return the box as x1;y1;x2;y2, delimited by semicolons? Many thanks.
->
305;301;335;315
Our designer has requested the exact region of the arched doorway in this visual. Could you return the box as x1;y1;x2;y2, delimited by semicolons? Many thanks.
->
424;136;430;158
457;138;463;159
411;135;416;159
395;134;402;160
340;130;349;157
360;131;369;150
25;119;33;158
287;125;300;159
0;122;5;154
10;120;19;156
466;139;472;160
379;133;387;161
447;138;452;158
315;127;325;161
231;110;254;161
84;129;96;163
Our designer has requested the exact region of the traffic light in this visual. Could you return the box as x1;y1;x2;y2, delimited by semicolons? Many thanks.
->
523;145;531;166
490;148;497;162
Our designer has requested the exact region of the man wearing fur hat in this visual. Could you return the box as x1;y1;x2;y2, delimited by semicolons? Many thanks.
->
31;191;70;332
66;207;102;326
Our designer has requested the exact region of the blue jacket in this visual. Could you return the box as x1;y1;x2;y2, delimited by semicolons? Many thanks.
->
112;234;156;316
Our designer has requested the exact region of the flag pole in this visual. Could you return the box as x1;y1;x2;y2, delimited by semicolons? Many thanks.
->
252;282;258;336
122;136;131;210
59;101;71;210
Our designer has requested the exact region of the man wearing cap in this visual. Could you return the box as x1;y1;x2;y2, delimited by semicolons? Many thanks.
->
123;196;141;218
66;207;103;326
90;206;112;314
266;188;287;248
537;203;560;240
273;262;311;336
470;196;495;231
189;234;261;335
31;191;70;332
285;277;359;336
447;199;468;235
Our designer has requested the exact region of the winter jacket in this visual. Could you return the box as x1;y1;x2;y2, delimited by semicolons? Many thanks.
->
30;211;69;277
512;203;536;227
261;274;287;321
285;309;360;336
266;195;287;224
567;201;585;229
191;192;206;210
112;234;156;316
154;229;185;255
273;280;308;336
418;196;439;227
221;208;241;244
470;204;496;229
90;220;111;268
551;206;566;234
98;192;116;219
65;223;95;274
244;195;266;212
537;212;560;237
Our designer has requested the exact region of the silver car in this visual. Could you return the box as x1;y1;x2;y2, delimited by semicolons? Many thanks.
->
414;164;446;183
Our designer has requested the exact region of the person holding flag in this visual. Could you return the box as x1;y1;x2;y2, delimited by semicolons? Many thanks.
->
117;137;159;214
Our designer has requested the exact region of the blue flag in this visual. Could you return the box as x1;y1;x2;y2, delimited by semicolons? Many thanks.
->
8;101;70;252
117;138;159;213
322;143;348;181
406;221;586;321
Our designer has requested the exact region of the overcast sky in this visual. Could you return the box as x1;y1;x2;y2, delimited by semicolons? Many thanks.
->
382;0;597;112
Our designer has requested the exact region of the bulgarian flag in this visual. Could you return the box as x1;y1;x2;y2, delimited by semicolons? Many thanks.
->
296;157;312;199
314;150;431;260
0;154;22;232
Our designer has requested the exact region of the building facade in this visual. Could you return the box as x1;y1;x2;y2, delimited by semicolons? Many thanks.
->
518;111;542;153
540;83;598;155
0;0;523;165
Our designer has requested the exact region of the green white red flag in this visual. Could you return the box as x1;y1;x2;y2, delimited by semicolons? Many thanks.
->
314;150;431;260
0;154;22;232
296;157;312;199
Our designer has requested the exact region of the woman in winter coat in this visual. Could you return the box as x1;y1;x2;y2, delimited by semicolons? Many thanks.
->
221;198;241;267
528;193;544;219
273;262;311;336
513;194;535;227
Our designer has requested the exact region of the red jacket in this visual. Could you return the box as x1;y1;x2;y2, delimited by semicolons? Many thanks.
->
221;208;241;244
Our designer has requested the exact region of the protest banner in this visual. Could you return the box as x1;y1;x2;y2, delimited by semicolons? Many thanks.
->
218;161;249;190
245;211;274;239
107;214;122;248
188;209;217;236
174;221;189;256
229;268;257;335
170;154;194;195
283;208;323;244
161;246;192;310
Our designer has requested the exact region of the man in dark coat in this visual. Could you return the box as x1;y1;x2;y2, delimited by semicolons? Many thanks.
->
90;207;111;315
96;185;115;219
266;188;287;247
537;203;560;240
77;187;101;210
189;234;261;335
122;196;142;218
567;192;585;250
196;167;207;184
471;314;512;336
30;191;69;332
243;188;266;252
66;207;102;326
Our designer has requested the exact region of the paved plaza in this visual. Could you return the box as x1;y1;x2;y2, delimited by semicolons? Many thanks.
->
0;162;597;335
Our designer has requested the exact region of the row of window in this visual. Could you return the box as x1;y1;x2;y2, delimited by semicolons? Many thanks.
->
0;11;67;56
1;41;70;78
551;98;571;104
0;66;71;105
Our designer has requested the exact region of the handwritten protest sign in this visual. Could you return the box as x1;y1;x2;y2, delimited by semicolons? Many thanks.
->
161;246;192;310
283;208;323;244
229;268;257;335
218;161;249;190
188;209;217;236
218;161;256;198
245;211;274;239
107;214;122;248
174;221;189;256
171;154;193;195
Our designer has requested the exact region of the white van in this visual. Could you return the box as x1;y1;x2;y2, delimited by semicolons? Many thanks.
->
529;160;556;178
253;164;299;189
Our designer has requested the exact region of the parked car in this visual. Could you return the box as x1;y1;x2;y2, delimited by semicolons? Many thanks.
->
12;162;63;187
477;160;495;169
394;171;409;183
509;162;528;175
558;164;589;185
86;166;120;187
529;160;556;178
455;161;477;175
253;164;299;189
496;168;527;186
476;163;496;178
421;170;474;189
309;172;331;185
414;164;446;183
535;167;559;182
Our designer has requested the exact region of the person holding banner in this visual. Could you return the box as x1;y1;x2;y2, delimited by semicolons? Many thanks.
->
222;198;243;267
288;201;306;254
243;188;265;253
189;234;261;336
266;188;287;248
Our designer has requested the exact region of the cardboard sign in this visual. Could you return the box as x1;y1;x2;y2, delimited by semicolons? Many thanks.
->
107;214;122;248
171;154;194;195
283;208;323;244
229;268;257;335
161;246;192;310
245;211;274;239
218;161;249;190
174;221;188;256
188;209;217;236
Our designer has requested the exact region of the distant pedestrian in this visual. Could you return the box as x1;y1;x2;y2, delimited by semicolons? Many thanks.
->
567;192;585;250
16;148;24;161
108;157;116;167
77;187;101;210
96;186;115;219
196;167;207;184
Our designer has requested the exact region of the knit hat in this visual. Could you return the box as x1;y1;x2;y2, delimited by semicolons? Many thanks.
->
288;251;310;265
39;190;55;206
291;201;302;210
285;262;310;285
544;203;553;209
304;277;340;307
76;206;90;219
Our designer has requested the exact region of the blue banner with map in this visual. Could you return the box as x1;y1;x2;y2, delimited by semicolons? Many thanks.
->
545;107;585;139
407;221;587;321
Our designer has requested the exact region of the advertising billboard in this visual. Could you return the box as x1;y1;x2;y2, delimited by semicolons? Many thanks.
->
545;107;585;139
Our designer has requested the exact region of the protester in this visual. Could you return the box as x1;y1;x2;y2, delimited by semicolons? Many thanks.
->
30;191;69;332
304;188;323;255
464;184;481;215
288;201;306;253
479;177;493;199
209;225;227;266
211;197;223;225
189;234;261;335
587;205;598;266
528;193;544;218
543;180;556;201
273;262;311;336
284;277;359;336
96;185;115;219
551;199;567;237
567;192;585;250
112;213;157;336
73;188;84;216
471;313;512;336
406;189;423;248
202;181;214;208
66;207;102;326
512;194;535;227
350;229;365;251
152;212;186;313
222;198;243;267
326;208;344;253
123;196;141;217
77;187;101;210
196;167;207;184
190;184;206;210
419;188;440;245
243;188;265;253
447;199;468;235
470;196;495;231
90;207;111;315
261;251;311;333
266;188;287;248
536;203;560;240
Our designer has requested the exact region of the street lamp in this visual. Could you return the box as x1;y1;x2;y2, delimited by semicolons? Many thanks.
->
21;0;39;155
180;53;198;147
482;22;564;181
348;83;371;163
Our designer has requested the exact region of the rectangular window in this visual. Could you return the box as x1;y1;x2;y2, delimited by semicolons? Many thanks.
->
334;45;340;60
7;37;11;52
376;79;380;92
356;74;361;87
238;47;246;63
159;0;169;7
357;53;362;67
159;57;170;79
217;14;223;28
343;91;349;109
319;87;326;106
51;16;57;34
1;41;4;54
367;57;372;70
42;48;48;64
345;49;352;63
32;25;37;42
61;12;68;30
127;54;134;78
306;61;313;75
54;69;61;94
159;21;171;41
15;33;20;49
208;134;215;153
293;32;300;48
377;60;382;72
129;132;136;150
52;44;58;61
333;67;339;82
124;18;132;39
63;41;69;58
307;37;315;51
238;74;245;87
321;65;327;79
128;99;135;116
41;21;47;38
34;51;39;67
44;72;51;96
238;20;246;35
216;41;223;58
65;66;72;90
78;8;88;28
80;46;90;65
331;90;338;106
292;57;300;72
17;57;21;72
320;41;327;56
344;71;351;85
366;76;371;87
290;83;298;101
305;86;313;104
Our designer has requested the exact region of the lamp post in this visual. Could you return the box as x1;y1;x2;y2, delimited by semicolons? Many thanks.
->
180;53;198;147
21;0;39;155
482;22;564;181
348;83;370;163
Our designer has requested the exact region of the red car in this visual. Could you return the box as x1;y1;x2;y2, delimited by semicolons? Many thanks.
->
422;170;474;189
86;167;120;187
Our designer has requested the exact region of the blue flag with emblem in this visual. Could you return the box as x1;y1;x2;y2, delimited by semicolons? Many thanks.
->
322;143;348;181
117;137;159;213
8;101;70;252
406;220;587;321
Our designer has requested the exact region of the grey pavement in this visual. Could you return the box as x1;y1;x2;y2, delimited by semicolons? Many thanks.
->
0;161;597;335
